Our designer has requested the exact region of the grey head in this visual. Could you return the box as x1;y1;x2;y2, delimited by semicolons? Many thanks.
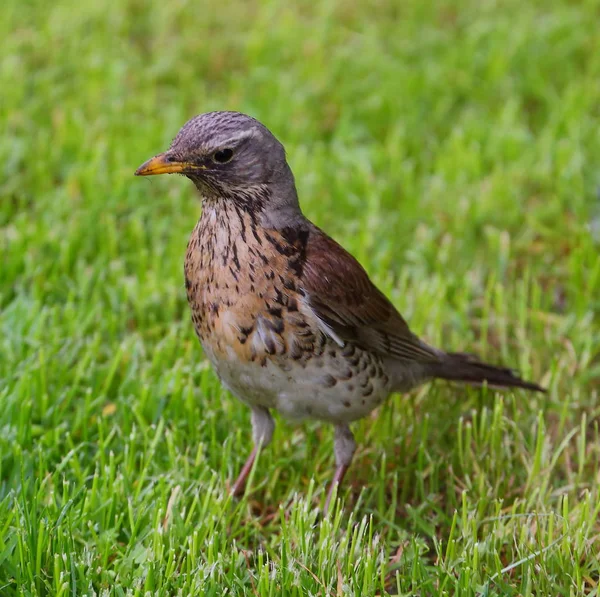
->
135;111;301;224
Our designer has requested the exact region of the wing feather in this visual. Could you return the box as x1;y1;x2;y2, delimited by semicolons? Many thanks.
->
299;226;440;363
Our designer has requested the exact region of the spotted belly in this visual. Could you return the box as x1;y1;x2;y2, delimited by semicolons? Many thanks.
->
202;336;392;424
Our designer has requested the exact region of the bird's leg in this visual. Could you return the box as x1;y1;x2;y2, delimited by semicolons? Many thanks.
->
231;406;274;497
231;446;258;497
324;423;357;514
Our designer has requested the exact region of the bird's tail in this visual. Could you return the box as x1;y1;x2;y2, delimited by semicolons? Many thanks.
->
429;351;546;392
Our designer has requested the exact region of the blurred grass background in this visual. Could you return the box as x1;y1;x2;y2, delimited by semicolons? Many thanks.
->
1;0;600;594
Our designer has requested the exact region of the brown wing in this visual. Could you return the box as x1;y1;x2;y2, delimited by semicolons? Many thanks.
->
299;226;440;363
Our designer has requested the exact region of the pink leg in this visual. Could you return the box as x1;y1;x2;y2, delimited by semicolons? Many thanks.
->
231;446;258;497
324;464;349;515
231;407;274;497
324;424;356;514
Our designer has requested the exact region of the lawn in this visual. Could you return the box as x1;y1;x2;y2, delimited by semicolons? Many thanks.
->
1;0;600;594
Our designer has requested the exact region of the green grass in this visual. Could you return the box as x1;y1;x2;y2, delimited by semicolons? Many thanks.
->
1;0;600;594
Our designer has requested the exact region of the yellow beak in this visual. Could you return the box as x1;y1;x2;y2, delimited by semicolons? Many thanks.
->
135;152;197;176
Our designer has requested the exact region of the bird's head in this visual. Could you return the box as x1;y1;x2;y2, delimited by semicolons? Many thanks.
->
135;111;299;217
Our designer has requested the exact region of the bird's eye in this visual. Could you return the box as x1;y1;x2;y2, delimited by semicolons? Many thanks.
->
212;148;234;164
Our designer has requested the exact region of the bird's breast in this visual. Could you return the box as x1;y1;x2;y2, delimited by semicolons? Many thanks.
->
182;207;393;422
183;207;318;365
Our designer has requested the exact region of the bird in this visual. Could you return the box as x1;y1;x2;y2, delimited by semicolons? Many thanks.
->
135;111;545;512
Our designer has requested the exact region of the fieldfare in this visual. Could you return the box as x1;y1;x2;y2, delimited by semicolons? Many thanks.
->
135;111;544;512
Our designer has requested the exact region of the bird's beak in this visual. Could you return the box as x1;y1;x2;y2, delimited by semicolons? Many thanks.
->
135;152;194;176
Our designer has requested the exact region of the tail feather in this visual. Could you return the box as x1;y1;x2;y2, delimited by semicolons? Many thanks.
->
431;352;546;393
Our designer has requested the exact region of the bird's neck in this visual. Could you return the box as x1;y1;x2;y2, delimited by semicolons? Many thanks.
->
195;178;306;231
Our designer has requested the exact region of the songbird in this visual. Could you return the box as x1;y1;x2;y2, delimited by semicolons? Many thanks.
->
135;111;544;511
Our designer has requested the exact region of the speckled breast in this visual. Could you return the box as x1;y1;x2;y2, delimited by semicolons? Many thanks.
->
183;204;392;423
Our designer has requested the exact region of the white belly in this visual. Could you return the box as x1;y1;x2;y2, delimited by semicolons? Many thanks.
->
202;341;392;424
